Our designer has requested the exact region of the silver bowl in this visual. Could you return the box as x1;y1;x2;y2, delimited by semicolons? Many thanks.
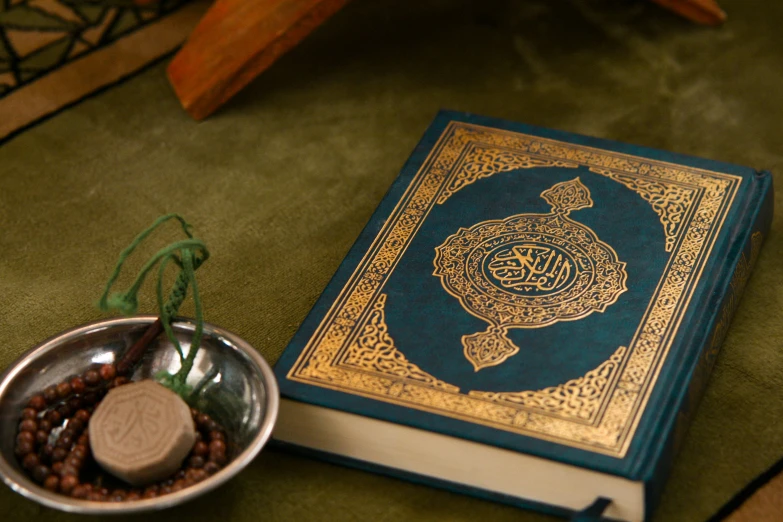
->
0;315;279;514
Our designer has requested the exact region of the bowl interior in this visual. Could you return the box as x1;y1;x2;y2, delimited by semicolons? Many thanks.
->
0;316;278;513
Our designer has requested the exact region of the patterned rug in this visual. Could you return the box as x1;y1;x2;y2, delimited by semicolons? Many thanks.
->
0;0;208;143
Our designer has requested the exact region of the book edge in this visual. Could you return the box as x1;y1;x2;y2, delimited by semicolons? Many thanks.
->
273;398;643;521
436;109;762;177
640;170;774;520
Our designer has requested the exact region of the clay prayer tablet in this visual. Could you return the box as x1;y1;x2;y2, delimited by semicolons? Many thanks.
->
89;380;196;486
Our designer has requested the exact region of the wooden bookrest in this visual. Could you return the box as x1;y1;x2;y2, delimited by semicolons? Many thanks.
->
167;0;725;121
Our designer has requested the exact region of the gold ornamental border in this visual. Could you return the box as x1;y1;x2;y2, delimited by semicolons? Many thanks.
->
288;122;742;457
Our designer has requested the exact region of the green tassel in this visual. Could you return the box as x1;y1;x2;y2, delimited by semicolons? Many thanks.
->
98;214;210;399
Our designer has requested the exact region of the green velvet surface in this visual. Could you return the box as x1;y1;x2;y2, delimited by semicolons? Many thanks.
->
1;1;781;520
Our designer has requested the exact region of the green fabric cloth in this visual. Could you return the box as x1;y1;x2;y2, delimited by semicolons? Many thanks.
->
1;1;782;520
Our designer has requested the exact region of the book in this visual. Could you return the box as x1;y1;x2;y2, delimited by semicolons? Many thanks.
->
272;110;774;521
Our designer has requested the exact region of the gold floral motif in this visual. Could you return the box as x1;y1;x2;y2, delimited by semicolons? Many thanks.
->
469;346;626;422
540;176;594;213
435;130;713;255
436;145;579;204
460;327;520;371
339;294;459;392
589;168;697;252
434;178;627;370
288;122;743;456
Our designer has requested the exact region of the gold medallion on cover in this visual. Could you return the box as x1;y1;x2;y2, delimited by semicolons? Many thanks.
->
433;178;628;371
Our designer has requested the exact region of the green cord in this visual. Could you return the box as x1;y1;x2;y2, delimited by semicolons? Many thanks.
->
98;214;209;397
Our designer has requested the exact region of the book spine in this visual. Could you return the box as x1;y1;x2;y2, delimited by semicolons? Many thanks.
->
644;171;774;520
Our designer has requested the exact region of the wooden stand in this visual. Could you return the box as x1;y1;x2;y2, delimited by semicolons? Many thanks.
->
167;0;725;121
652;0;726;25
167;0;350;121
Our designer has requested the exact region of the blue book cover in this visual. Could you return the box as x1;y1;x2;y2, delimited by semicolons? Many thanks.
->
272;111;774;521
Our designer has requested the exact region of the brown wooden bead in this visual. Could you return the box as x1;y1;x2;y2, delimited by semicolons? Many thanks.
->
70;376;86;395
15;441;34;457
21;408;38;420
185;467;207;483
209;430;225;442
126;490;141;501
195;413;210;427
82;391;99;405
192;468;207;482
32;464;50;483
77;433;89;446
65;456;82;469
74;409;90;422
28;395;46;411
35;430;49;445
110;489;126;501
142;489;158;499
67;397;82;411
194;431;203;442
83;370;100;386
210;452;227;465
203;461;219;475
171;479;185;492
45;410;62;425
59;474;77;494
71;445;87;460
188;455;205;469
60;464;78;477
52;447;67;462
51;462;63;474
43;474;59;491
100;364;117;382
204;419;218;433
175;469;187;480
160;485;173;495
99;487;110;496
22;453;39;470
57;434;73;449
43;386;58;404
19;419;37;433
112;376;130;388
88;491;104;501
208;439;226;454
68;418;84;433
56;382;72;399
16;431;35;445
42;444;54;458
193;441;208;457
56;405;72;418
71;484;88;498
38;419;52;432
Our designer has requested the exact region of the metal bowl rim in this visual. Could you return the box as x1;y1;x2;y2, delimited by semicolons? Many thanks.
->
0;315;279;514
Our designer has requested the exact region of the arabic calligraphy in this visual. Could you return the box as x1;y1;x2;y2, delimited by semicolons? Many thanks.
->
486;243;576;295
